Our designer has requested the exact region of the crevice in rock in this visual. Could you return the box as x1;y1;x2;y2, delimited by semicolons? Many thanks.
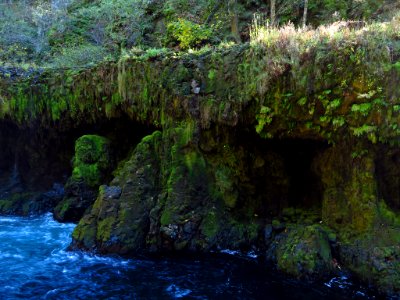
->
376;145;400;212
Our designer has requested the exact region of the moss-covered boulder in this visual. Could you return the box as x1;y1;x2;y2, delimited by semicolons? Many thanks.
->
69;135;113;187
71;131;162;253
339;232;400;296
71;128;264;254
275;225;334;280
54;135;114;222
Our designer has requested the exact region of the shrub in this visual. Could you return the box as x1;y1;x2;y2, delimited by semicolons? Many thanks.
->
49;44;111;68
166;18;213;50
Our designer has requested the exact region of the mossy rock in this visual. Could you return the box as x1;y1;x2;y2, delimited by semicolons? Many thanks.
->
314;142;378;238
0;190;62;216
276;225;333;280
71;131;162;253
72;135;113;187
53;183;96;223
339;234;400;297
54;135;114;223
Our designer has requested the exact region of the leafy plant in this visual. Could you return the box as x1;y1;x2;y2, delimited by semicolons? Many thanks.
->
166;18;213;50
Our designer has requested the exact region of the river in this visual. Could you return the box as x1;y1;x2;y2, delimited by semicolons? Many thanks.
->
0;213;375;299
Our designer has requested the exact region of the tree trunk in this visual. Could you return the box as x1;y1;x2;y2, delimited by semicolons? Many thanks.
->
230;0;241;43
302;0;308;28
270;0;276;26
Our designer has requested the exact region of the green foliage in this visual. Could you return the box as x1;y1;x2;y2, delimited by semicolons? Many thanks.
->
0;0;397;68
166;19;213;50
0;44;32;65
0;2;37;64
351;103;373;116
255;106;273;135
378;201;400;227
50;44;111;68
351;125;376;137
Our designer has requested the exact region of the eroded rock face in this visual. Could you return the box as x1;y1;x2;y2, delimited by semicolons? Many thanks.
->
70;128;269;254
67;128;400;297
313;141;378;236
340;241;400;296
71;131;162;253
54;135;114;223
313;142;400;297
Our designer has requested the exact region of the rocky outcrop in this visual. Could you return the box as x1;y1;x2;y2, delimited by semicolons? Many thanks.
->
0;184;64;216
54;135;114;222
71;131;162;253
71;128;267;254
70;127;400;296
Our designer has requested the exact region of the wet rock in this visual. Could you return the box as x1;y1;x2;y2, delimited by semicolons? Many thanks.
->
264;224;273;241
275;225;334;280
0;183;64;216
103;186;122;199
43;183;65;200
339;234;400;297
272;219;285;231
161;224;179;240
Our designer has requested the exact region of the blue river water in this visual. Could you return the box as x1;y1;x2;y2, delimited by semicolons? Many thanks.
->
0;213;376;299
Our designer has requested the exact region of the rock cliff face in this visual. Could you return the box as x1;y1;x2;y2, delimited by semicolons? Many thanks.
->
0;22;400;296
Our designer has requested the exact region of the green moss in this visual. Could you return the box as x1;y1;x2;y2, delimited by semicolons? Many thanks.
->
54;199;73;219
202;210;219;239
211;154;240;208
72;164;102;187
71;217;97;250
0;193;39;215
97;217;116;242
0;199;14;212
71;135;111;187
276;225;333;279
317;144;379;241
378;201;400;227
160;209;173;226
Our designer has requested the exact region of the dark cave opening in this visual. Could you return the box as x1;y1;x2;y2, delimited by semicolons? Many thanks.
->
0;116;156;196
376;146;400;212
233;129;329;221
273;139;327;210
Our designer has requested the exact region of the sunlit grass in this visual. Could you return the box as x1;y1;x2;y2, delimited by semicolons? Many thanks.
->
250;13;400;50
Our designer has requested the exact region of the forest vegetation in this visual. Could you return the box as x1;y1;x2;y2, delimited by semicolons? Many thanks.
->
0;0;398;69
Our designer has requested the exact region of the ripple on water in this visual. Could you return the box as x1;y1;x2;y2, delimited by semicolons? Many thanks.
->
0;214;377;300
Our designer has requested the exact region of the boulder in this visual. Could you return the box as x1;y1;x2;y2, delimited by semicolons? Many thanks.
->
54;135;114;222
